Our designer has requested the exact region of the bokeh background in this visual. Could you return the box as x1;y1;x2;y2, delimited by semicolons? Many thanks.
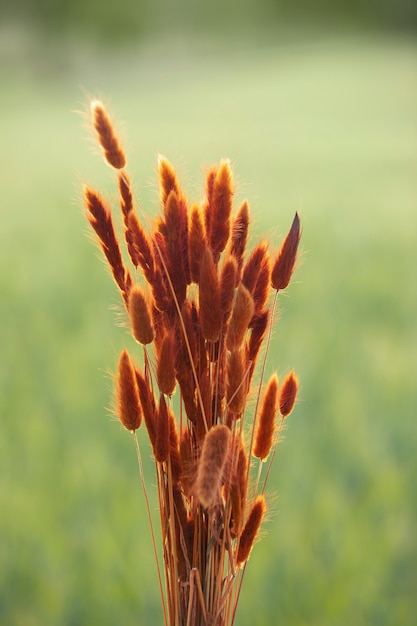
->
1;2;416;625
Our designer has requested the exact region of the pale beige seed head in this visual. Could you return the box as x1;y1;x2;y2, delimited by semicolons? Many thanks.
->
196;424;231;509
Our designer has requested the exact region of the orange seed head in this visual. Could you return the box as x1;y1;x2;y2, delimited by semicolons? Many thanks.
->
279;370;299;417
116;349;142;431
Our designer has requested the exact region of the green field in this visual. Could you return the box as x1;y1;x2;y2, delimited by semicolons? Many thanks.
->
1;31;416;625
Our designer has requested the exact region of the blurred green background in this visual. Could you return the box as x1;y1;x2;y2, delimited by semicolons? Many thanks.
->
1;2;416;625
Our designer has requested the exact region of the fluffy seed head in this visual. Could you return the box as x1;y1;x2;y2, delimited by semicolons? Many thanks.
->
279;371;299;417
196;424;231;508
156;330;176;396
226;348;247;415
209;160;233;262
236;495;266;566
242;241;269;295
220;255;238;316
199;247;222;342
230;200;250;278
271;212;301;290
253;374;279;460
158;155;181;206
91;100;126;169
188;204;207;284
128;285;154;345
135;369;157;446
126;212;155;281
84;186;131;300
226;284;255;351
116;349;142;431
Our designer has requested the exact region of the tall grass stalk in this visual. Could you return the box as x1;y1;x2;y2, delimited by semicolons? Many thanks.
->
83;100;301;626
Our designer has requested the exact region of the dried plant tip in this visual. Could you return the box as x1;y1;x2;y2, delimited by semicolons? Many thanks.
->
253;374;279;460
155;394;170;462
196;424;231;508
271;212;301;291
91;100;126;170
226;284;255;351
128;285;154;345
279;371;299;417
156;331;176;396
116;349;142;431
199;247;222;342
236;495;266;566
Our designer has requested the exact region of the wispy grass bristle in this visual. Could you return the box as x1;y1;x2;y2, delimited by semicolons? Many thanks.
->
84;100;301;626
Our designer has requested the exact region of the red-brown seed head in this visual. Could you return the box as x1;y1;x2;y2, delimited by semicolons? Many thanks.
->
158;155;181;207
196;424;231;509
128;285;154;345
226;347;248;415
156;330;177;396
253;374;279;460
199;247;222;342
271;212;301;291
208;160;234;263
91;100;126;170
84;185;130;298
236;495;266;566
279;370;299;417
220;255;238;316
116;349;142;431
188;204;207;284
242;241;269;295
226;284;255;351
230;200;250;279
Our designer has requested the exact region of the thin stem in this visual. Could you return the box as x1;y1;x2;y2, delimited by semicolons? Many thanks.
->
132;431;168;626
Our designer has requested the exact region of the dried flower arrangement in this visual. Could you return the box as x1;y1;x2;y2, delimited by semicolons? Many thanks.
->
83;100;301;626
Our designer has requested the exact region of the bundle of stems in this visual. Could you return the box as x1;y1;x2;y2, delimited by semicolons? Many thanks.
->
83;100;301;626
